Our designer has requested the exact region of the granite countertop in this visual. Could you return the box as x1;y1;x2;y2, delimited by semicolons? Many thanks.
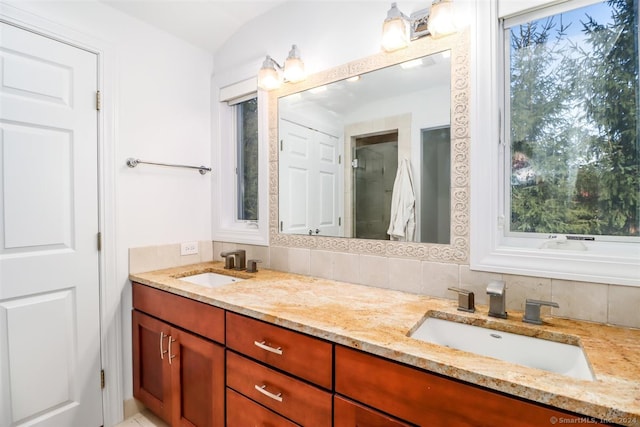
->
130;261;640;426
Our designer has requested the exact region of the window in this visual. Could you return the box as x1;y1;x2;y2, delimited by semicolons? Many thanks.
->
214;78;268;246
235;97;259;221
471;0;640;286
505;0;639;240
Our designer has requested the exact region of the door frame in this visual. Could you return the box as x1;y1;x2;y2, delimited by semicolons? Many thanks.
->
0;4;122;426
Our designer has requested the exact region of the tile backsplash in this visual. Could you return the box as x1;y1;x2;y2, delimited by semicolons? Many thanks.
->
129;241;640;329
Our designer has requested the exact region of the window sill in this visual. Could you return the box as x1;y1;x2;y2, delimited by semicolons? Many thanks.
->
471;240;640;286
213;225;269;247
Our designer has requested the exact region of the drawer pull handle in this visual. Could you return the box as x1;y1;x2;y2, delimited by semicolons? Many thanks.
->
168;336;176;365
254;340;283;355
254;384;283;402
160;332;168;359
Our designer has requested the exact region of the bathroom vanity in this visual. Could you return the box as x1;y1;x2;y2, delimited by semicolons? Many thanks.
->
130;262;640;426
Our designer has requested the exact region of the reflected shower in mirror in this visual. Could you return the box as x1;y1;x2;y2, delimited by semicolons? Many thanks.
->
278;50;451;243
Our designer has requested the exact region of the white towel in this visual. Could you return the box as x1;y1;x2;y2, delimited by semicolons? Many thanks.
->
387;158;416;241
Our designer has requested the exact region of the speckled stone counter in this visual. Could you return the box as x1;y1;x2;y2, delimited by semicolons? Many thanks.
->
130;262;640;426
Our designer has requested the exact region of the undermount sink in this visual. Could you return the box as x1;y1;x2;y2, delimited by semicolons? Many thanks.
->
178;272;244;288
410;317;594;381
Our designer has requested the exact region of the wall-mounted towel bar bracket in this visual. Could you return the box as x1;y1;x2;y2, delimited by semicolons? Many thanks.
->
126;158;212;175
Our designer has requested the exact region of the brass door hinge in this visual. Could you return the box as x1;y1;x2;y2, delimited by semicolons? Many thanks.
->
97;232;102;251
96;91;101;111
100;369;105;389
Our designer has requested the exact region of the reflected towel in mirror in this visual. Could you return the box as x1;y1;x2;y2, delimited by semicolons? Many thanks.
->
387;158;416;241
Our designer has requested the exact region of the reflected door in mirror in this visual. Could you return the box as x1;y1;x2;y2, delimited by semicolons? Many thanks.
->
279;119;342;236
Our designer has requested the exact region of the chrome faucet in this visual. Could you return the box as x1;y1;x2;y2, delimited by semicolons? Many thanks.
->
220;250;246;271
523;299;559;325
486;280;507;319
447;287;475;313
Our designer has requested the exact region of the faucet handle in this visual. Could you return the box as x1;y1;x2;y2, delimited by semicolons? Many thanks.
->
246;259;262;273
523;299;559;325
447;287;475;313
220;253;235;269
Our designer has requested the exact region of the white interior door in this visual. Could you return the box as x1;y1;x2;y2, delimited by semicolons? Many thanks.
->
279;119;341;236
0;22;103;427
279;119;312;235
315;132;340;236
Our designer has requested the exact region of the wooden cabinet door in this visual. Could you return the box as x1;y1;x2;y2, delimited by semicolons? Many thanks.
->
171;328;225;427
132;310;173;424
334;395;413;427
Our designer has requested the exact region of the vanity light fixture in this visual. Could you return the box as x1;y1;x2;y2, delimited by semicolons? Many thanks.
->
381;2;410;52
257;44;306;91
427;0;457;38
381;0;457;52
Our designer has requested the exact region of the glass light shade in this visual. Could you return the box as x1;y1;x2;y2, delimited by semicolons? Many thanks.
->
257;56;282;91
381;2;409;52
427;0;457;39
283;45;305;83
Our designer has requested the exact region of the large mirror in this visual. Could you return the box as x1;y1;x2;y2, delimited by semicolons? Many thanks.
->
269;32;469;261
279;51;451;243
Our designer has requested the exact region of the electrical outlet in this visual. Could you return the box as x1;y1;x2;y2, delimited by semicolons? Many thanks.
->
180;241;198;256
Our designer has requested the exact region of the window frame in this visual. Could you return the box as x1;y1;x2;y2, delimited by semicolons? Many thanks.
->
233;95;259;222
470;0;640;286
213;78;269;246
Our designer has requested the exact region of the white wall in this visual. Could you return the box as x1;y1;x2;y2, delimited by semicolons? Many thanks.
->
3;0;214;410
213;1;427;92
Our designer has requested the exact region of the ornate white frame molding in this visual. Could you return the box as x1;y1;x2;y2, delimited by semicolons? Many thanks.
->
268;30;470;263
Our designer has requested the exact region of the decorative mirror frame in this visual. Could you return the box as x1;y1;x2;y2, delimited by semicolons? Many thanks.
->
268;30;470;263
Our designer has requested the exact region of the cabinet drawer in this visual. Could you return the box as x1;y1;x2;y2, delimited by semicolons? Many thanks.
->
132;282;224;344
226;388;299;427
334;395;413;427
335;346;603;427
226;351;332;427
225;312;332;389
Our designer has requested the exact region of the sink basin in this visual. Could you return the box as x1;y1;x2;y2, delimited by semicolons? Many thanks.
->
178;272;244;288
410;317;594;381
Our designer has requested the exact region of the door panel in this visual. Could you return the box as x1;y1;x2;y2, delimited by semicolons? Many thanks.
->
1;290;75;421
3;123;72;249
0;22;102;427
173;329;224;427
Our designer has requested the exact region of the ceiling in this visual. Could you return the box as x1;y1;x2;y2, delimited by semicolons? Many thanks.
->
102;0;287;53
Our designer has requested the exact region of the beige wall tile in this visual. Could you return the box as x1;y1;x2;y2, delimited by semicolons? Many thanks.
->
310;250;334;279
552;280;608;323
237;244;270;268
131;241;215;273
198;241;213;262
200;242;639;329
389;258;421;294
288;247;310;275
503;274;552;312
359;255;389;288
129;244;179;274
269;246;289;272
459;266;503;306
421;261;460;299
608;285;640;328
333;252;360;284
212;241;226;260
